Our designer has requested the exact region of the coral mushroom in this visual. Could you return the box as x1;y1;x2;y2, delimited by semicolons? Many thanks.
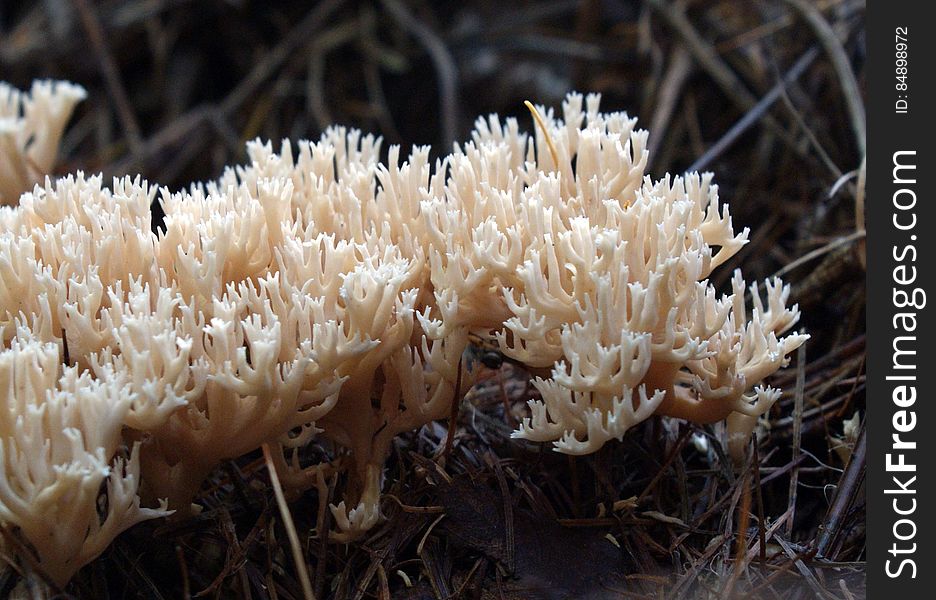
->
0;80;86;206
427;93;808;455
0;80;807;573
0;336;170;588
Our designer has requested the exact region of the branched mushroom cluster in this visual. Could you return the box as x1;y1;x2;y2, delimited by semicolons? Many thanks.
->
0;80;807;587
1;80;86;206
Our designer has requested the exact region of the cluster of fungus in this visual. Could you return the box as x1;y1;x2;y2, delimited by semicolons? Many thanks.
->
0;80;806;588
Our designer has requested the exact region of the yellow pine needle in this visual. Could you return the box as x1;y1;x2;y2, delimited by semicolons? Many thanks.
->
263;443;316;600
524;100;560;169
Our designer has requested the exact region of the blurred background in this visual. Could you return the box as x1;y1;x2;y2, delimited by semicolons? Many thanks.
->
0;1;867;598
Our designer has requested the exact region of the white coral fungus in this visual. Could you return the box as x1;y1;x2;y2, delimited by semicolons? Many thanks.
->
0;80;806;582
0;80;86;205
